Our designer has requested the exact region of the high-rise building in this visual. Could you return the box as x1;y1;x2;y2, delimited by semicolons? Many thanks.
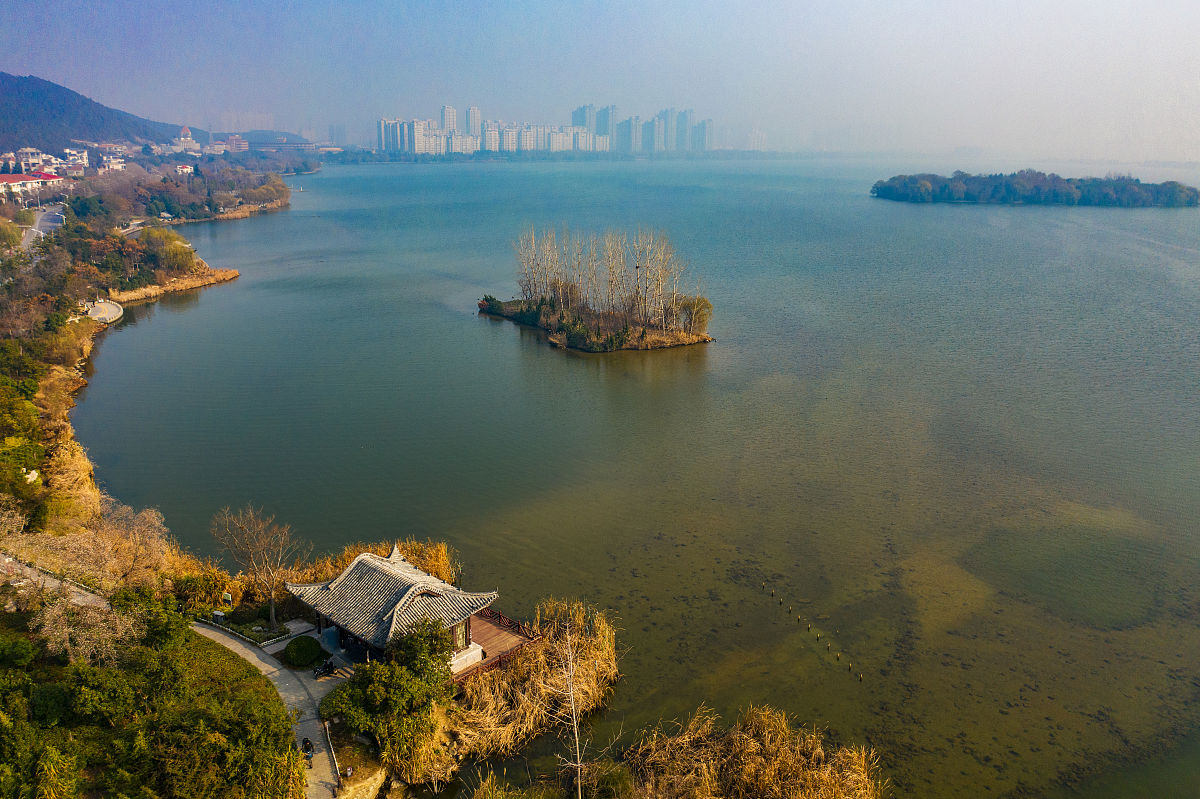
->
675;110;694;151
616;116;641;153
642;116;665;153
692;119;714;151
482;125;500;152
748;129;767;151
657;109;676;152
466;106;481;138
377;118;401;152
328;124;347;146
441;105;457;133
571;104;596;133
500;127;518;152
595;105;617;141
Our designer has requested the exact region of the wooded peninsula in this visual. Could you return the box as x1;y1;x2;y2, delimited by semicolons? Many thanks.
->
480;227;713;352
870;169;1199;207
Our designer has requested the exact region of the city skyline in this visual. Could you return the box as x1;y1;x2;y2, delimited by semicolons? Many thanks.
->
1;0;1198;162
376;101;725;155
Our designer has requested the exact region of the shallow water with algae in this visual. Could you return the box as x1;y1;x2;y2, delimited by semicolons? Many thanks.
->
72;160;1200;797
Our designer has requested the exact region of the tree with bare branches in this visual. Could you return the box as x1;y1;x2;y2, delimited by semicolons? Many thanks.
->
32;590;142;665
210;505;309;629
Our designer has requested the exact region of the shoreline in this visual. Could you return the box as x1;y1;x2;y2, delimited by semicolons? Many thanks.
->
108;262;239;305
167;197;290;226
479;303;713;353
29;260;243;544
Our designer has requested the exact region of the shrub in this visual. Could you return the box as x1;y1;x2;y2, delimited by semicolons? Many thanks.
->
282;635;323;668
320;617;453;781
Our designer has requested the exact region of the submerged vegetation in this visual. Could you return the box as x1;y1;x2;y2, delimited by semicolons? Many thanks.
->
481;227;713;351
871;169;1200;206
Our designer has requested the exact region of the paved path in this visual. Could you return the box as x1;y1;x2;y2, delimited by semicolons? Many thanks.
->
1;551;108;608
192;623;350;799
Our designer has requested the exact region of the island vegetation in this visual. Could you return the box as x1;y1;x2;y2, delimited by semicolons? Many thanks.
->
870;169;1199;207
480;227;713;351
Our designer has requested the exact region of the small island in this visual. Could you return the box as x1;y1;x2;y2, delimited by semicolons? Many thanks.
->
871;169;1199;207
480;227;713;352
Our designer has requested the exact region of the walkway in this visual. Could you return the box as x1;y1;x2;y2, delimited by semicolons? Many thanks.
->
0;551;108;609
192;623;350;799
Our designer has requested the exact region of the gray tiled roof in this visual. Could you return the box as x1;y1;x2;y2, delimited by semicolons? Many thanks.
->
286;545;497;649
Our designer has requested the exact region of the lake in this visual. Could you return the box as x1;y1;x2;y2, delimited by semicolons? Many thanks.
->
72;159;1200;797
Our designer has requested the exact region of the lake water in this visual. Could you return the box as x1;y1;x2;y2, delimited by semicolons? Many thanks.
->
72;160;1200;797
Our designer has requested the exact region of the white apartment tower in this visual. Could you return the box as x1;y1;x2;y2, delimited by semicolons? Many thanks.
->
466;106;481;138
441;105;457;133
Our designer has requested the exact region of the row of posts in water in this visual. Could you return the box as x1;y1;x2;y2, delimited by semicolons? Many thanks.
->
763;581;864;682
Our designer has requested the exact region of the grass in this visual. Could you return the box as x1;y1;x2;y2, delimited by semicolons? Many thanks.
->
178;630;283;707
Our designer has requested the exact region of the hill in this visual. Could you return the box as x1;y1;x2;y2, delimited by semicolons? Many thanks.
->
0;72;208;154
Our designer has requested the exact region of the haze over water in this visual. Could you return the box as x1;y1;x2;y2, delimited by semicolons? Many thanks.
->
73;160;1200;797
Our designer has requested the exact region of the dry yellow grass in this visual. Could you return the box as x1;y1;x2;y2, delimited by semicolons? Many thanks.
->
624;706;884;799
451;598;620;759
291;539;461;585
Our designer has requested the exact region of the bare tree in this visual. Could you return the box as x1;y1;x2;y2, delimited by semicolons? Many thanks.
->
33;590;142;665
96;494;171;587
211;505;309;629
548;610;587;799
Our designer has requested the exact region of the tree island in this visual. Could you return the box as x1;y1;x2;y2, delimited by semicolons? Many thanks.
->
480;227;713;352
871;169;1199;207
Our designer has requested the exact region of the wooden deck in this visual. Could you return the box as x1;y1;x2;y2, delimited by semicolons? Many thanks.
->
455;609;539;682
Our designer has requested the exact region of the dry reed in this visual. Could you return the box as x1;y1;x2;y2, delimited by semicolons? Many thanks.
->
291;539;461;585
624;705;884;799
451;598;620;759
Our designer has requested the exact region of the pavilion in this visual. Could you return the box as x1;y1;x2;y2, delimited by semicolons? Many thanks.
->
286;545;501;672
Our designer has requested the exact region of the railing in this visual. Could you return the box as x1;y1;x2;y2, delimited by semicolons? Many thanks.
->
453;608;542;684
476;606;541;640
324;720;343;794
453;643;530;683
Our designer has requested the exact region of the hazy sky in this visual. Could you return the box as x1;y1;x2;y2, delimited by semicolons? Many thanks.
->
3;0;1197;161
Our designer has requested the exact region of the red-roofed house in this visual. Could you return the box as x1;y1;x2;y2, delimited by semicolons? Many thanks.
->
0;173;66;198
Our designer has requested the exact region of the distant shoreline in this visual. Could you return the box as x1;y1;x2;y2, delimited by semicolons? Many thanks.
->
871;169;1199;207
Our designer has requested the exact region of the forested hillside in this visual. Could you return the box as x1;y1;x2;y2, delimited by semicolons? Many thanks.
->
0;72;202;154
